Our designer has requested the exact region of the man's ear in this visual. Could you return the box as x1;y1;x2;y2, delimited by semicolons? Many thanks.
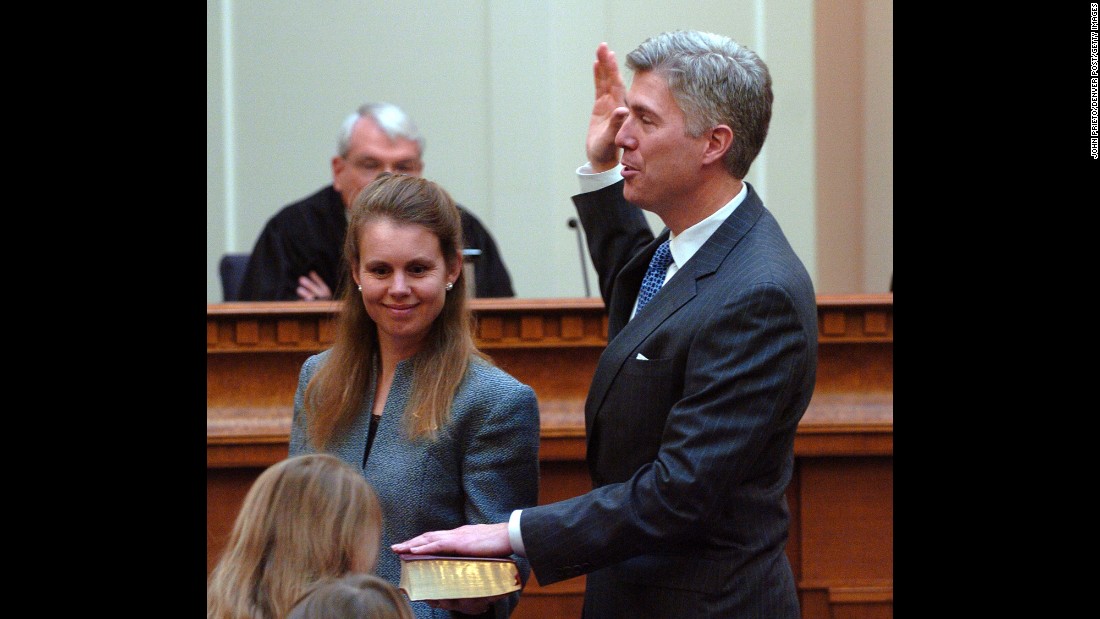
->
701;125;734;165
331;156;346;187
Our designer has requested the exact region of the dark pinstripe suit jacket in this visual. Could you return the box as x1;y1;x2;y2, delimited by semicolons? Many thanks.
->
521;180;817;618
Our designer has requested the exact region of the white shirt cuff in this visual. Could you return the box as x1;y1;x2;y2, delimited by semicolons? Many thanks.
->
576;163;624;194
508;509;527;557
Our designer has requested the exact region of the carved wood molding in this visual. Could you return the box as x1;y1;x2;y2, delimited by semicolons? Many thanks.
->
816;294;893;343
208;295;893;352
798;579;893;603
207;301;339;353
208;295;893;466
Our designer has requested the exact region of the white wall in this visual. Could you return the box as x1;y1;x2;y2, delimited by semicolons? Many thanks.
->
208;0;873;302
863;0;893;292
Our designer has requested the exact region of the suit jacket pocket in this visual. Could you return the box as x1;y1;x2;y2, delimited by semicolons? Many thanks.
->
616;355;681;413
620;354;674;377
611;354;677;426
591;355;684;481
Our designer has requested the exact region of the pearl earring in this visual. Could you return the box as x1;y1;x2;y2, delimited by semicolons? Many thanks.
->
357;284;362;291
445;282;454;291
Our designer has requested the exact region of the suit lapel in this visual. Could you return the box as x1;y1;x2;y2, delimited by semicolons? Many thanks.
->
584;184;766;437
606;235;664;337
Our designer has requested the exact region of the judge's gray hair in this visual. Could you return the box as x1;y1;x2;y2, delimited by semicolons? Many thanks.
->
336;102;426;158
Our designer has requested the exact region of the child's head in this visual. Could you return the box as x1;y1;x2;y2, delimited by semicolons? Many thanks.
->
288;573;415;619
208;454;383;619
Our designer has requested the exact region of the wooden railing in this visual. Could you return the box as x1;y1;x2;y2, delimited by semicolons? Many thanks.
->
208;295;892;618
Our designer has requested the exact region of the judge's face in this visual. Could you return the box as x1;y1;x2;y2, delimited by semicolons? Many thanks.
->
332;118;424;210
351;217;461;359
615;71;709;215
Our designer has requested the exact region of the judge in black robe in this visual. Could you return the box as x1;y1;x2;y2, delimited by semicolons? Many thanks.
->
238;185;514;301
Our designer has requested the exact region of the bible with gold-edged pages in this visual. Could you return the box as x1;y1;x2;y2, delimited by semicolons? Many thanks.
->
397;553;522;601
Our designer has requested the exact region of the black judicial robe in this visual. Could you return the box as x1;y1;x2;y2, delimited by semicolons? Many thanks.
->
238;185;515;301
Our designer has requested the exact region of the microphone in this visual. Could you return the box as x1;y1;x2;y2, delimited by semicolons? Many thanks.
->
567;218;592;297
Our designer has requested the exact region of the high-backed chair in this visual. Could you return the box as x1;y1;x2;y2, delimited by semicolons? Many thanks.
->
219;253;251;302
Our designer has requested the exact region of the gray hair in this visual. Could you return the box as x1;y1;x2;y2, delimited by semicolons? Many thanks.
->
626;30;772;179
337;102;426;158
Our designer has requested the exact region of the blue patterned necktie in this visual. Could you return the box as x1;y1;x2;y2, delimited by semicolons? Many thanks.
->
635;239;673;315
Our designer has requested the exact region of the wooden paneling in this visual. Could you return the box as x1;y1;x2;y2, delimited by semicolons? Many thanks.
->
207;295;892;618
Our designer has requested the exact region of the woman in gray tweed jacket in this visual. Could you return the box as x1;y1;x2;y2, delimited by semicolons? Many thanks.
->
289;173;540;619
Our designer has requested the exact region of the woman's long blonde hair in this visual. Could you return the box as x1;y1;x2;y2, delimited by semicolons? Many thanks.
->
207;454;383;619
303;173;488;447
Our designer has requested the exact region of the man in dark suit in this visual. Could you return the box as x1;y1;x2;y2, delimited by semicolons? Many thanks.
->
393;31;817;618
238;102;514;301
